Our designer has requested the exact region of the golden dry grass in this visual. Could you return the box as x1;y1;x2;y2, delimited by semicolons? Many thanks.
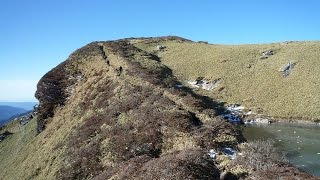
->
0;51;113;179
3;38;313;179
0;41;215;179
135;40;320;120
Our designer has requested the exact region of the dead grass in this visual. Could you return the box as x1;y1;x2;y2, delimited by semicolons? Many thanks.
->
0;38;261;179
0;118;38;179
135;40;320;120
162;132;200;154
54;40;241;179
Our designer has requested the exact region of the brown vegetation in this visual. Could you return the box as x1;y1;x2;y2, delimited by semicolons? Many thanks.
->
54;39;244;179
1;37;315;179
233;139;288;171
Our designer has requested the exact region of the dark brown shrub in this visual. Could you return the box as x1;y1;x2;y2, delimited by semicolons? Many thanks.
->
233;139;288;171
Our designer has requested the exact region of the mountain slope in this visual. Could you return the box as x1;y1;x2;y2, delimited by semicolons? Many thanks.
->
0;37;316;179
135;40;320;121
0;102;37;111
0;105;28;125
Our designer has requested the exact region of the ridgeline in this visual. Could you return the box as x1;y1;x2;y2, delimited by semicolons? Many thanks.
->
0;37;318;179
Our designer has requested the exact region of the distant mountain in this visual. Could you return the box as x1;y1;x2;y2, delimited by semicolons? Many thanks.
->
0;105;28;126
0;102;37;111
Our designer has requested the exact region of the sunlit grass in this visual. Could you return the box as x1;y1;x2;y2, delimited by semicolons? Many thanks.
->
135;40;320;120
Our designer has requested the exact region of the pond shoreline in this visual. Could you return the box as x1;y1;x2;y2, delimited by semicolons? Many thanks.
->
242;122;320;177
243;114;320;127
271;118;320;126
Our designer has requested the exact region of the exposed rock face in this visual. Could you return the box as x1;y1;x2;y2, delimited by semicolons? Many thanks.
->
35;61;70;132
35;43;105;133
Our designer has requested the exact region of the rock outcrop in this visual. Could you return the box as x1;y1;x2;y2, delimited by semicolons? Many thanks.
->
35;43;104;133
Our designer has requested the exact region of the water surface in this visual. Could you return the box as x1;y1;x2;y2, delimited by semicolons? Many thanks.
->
242;123;320;176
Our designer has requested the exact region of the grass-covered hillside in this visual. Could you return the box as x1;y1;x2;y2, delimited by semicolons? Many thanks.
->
135;40;320;121
0;38;242;179
0;37;316;180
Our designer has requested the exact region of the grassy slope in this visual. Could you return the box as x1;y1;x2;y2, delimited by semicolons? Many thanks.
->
0;38;316;179
0;40;241;179
0;49;111;179
135;40;320;120
0;118;39;179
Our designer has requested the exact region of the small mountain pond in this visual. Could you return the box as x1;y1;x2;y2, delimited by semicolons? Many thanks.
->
241;123;320;176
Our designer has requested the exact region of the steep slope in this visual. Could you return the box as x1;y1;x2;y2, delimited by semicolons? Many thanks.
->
0;37;237;179
0;37;316;180
135;40;320;121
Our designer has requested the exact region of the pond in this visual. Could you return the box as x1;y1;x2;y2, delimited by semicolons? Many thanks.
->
241;123;320;177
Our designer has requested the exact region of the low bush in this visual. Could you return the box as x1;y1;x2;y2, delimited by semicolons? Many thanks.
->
233;139;288;172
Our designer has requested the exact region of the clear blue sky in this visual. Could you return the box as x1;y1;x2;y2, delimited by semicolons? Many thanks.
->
1;0;320;102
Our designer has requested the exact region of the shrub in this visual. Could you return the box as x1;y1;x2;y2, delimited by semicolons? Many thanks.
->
233;139;288;171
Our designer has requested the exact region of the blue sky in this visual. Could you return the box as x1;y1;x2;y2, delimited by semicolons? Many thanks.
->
1;0;320;101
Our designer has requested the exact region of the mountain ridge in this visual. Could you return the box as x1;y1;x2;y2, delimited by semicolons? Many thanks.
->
0;36;317;179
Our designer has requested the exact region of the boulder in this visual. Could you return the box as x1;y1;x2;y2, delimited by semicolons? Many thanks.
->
222;147;237;159
260;49;274;59
208;149;217;159
255;118;271;124
155;45;166;51
187;77;221;91
279;61;295;77
262;50;273;56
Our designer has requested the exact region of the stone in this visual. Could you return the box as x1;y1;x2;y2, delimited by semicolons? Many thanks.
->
255;118;271;124
279;61;295;77
208;149;217;159
155;45;166;51
260;49;274;59
187;77;221;91
262;50;273;56
222;147;237;159
221;104;246;124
